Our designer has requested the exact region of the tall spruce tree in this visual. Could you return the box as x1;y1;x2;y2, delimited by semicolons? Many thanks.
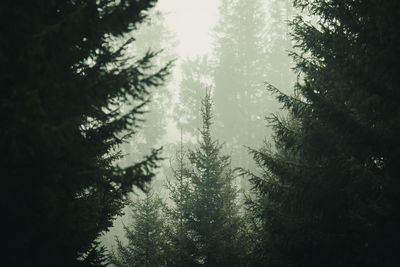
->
184;91;241;266
0;1;170;266
247;0;400;266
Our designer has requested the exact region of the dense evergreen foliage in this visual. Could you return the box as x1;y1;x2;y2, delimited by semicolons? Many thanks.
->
1;1;170;266
168;92;242;266
114;93;242;266
165;136;198;266
247;0;400;266
110;193;168;267
3;0;399;266
182;92;242;266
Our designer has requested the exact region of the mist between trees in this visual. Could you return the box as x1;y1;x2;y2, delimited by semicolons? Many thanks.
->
2;0;399;266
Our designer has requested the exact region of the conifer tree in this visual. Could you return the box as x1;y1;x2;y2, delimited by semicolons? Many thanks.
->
164;132;198;267
110;193;168;267
184;91;241;266
248;0;400;266
167;92;243;266
0;1;170;266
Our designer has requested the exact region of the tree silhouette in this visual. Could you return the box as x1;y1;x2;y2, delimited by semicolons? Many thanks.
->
1;1;170;266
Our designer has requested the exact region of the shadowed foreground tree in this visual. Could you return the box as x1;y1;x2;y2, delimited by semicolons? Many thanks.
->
246;0;400;266
0;0;170;266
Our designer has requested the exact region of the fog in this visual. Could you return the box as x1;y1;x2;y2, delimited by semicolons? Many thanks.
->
5;0;398;266
101;0;295;253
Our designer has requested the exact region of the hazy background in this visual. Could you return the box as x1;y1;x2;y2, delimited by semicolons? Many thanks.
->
101;0;295;250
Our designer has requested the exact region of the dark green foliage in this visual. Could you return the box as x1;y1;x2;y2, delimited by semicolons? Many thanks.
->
0;0;170;266
247;0;400;266
167;92;242;266
165;136;199;267
187;92;241;266
110;193;168;267
120;9;177;165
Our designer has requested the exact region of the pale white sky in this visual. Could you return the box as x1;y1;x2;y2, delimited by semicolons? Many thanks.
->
156;0;220;58
153;0;221;142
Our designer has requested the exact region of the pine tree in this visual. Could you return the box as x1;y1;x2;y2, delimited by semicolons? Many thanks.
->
164;132;198;267
0;1;170;266
110;193;168;267
248;0;400;266
185;91;241;266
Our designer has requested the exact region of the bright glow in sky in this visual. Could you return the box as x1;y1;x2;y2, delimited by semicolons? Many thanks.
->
156;0;220;58
153;1;221;142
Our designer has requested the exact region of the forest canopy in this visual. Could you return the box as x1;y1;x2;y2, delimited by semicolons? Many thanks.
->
1;0;399;266
1;0;170;266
